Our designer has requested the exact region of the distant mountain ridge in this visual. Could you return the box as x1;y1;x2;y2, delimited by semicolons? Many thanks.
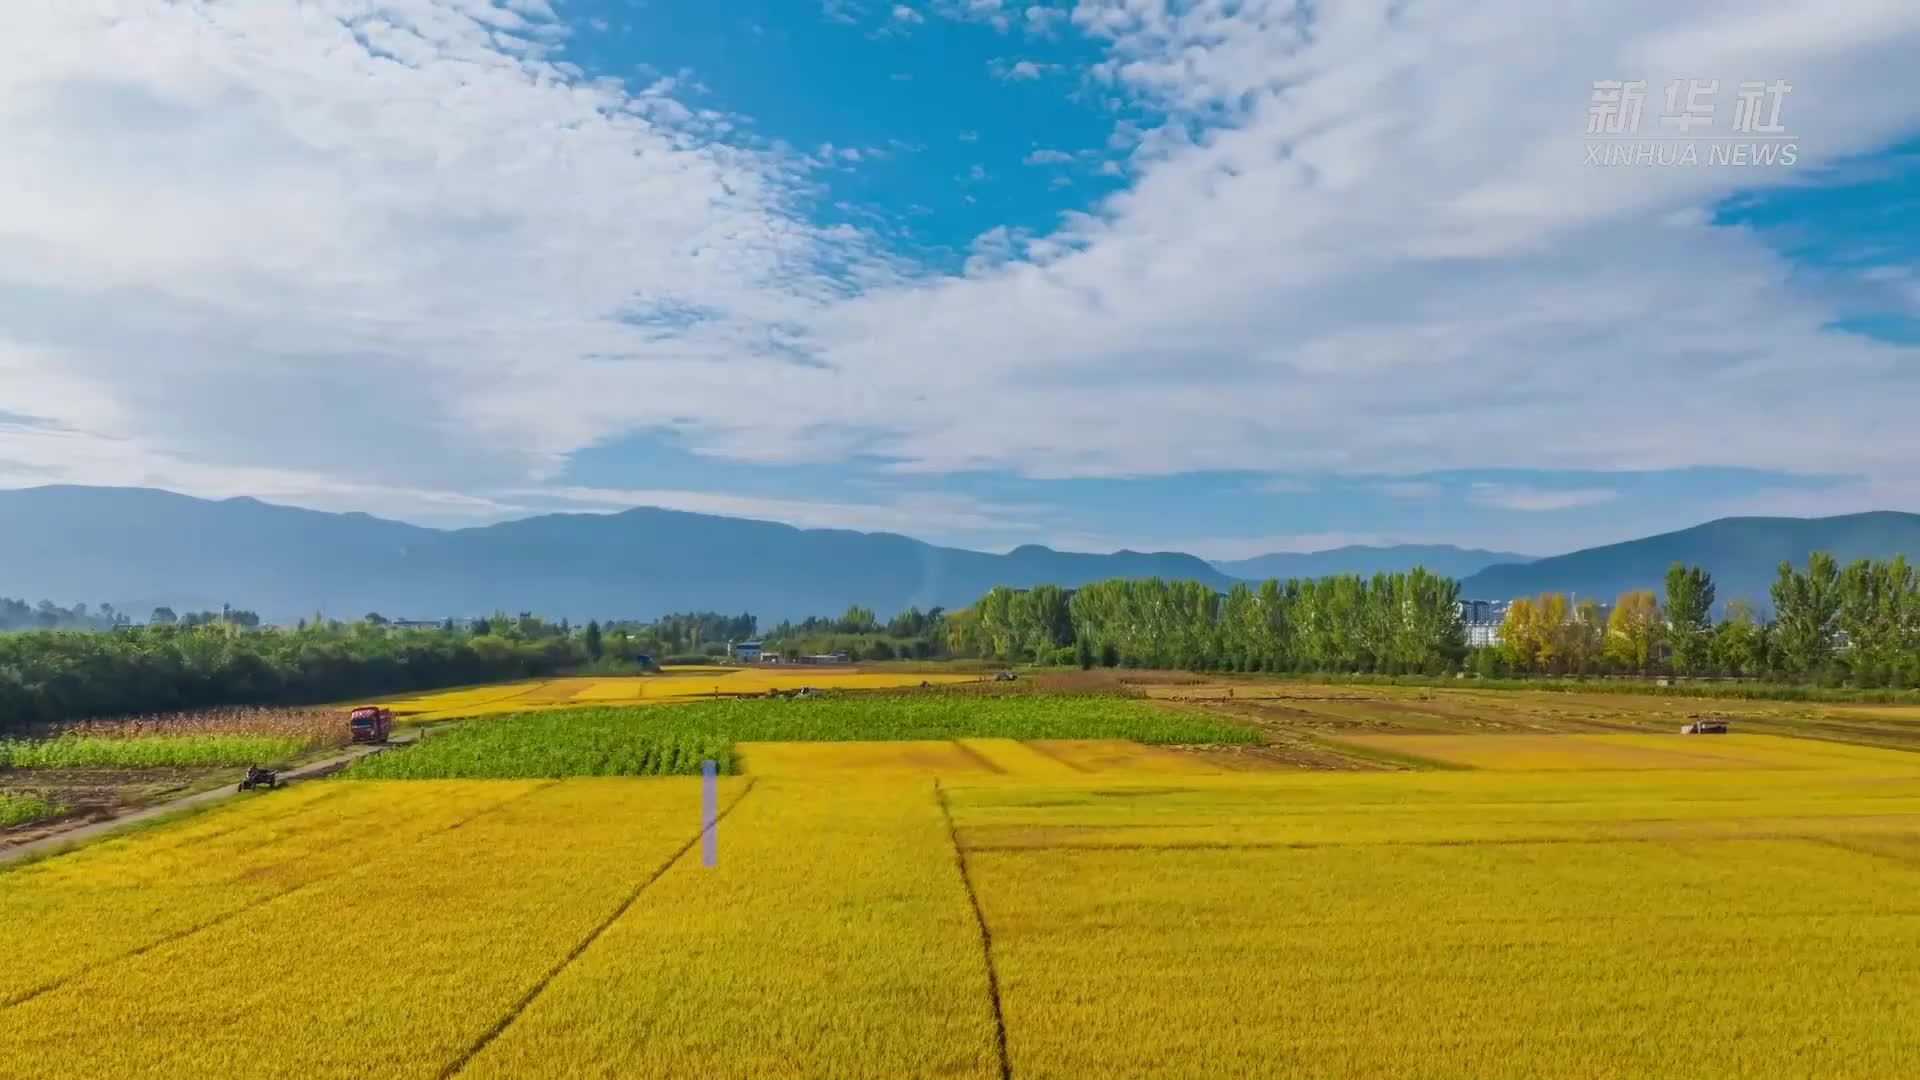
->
1459;512;1920;610
2;487;1916;623
1214;544;1533;583
0;486;1234;623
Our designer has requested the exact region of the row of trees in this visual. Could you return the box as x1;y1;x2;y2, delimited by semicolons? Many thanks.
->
952;570;1467;674
0;618;583;732
1;598;133;632
1494;554;1920;683
760;606;952;661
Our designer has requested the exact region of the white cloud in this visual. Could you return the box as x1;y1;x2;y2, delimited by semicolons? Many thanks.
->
1023;6;1069;37
891;4;925;24
935;0;1012;32
1468;484;1620;512
1023;148;1075;164
991;58;1057;80
4;0;1920;539
822;0;863;25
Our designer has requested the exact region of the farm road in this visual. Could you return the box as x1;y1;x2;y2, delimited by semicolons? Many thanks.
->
0;731;421;868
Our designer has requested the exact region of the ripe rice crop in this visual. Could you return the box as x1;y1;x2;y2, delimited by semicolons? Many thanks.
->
951;768;1920;1080
0;779;741;1078
0;792;63;829
462;776;1001;1078
377;670;984;721
348;693;1252;779
5;751;1920;1078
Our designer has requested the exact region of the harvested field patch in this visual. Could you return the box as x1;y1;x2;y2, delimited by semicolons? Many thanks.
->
1327;732;1920;772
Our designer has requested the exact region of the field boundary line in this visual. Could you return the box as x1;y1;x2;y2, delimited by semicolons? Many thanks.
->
935;779;1013;1080
440;778;761;1079
948;740;1008;774
1;781;561;1011
1795;833;1920;868
1018;741;1095;773
963;829;1920;855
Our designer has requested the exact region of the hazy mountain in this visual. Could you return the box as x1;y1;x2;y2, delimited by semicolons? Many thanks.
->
8;488;1917;625
0;486;1233;623
1214;545;1534;582
1460;512;1920;609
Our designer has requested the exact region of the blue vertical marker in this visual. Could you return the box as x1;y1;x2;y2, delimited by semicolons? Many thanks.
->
701;759;718;867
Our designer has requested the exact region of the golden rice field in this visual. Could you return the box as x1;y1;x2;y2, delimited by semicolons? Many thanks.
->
374;668;982;721
4;729;1920;1078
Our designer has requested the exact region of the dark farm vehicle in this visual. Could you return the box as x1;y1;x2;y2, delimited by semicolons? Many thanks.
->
238;764;279;792
994;670;1018;682
349;706;394;744
1682;716;1730;735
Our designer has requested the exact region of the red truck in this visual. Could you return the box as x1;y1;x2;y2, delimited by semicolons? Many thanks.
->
349;706;394;744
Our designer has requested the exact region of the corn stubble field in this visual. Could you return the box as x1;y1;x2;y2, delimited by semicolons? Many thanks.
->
5;680;1920;1078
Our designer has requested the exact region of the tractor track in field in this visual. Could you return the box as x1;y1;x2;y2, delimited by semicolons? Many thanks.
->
439;778;762;1078
0;780;563;1012
935;779;1014;1080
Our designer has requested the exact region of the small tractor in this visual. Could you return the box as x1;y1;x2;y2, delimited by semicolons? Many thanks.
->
238;764;279;792
349;705;395;744
994;670;1018;682
1682;716;1730;735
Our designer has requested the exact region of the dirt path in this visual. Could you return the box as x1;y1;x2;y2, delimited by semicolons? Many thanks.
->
0;732;421;868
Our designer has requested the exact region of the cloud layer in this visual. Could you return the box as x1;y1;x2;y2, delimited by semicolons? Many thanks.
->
3;0;1919;533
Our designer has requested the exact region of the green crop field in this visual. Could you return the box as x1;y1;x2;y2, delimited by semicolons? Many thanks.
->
347;692;1253;779
0;734;309;770
0;793;63;829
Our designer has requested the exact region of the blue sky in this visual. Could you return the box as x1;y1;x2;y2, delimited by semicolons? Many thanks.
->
3;0;1919;560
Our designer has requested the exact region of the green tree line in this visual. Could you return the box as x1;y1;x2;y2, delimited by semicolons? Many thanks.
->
0;619;582;733
949;569;1467;673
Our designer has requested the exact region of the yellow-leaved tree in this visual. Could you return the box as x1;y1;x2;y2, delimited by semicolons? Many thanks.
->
1534;593;1569;673
1605;590;1664;673
1499;597;1539;672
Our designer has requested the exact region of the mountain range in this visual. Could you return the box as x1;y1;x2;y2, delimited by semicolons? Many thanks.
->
1;486;1916;623
1214;545;1533;583
1456;511;1920;611
0;486;1231;624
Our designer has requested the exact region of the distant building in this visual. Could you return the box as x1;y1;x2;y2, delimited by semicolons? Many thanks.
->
1456;599;1507;648
730;640;764;663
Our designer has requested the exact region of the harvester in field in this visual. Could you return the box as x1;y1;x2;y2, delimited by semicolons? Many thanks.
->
1681;715;1729;735
238;764;279;791
349;706;394;744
